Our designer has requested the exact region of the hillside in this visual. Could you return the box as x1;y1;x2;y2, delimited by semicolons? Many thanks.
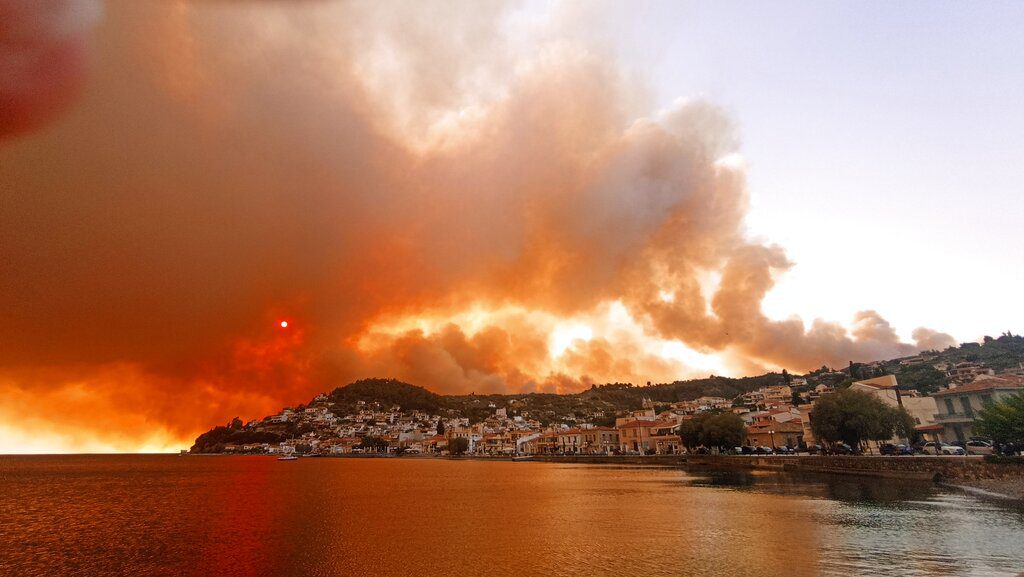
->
847;333;1024;394
191;333;1024;451
327;378;448;415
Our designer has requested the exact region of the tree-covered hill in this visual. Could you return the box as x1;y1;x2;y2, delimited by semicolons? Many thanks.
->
327;378;448;415
931;333;1024;371
581;373;787;405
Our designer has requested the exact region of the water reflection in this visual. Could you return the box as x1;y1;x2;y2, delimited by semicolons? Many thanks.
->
0;456;1021;577
686;469;941;503
685;468;1024;576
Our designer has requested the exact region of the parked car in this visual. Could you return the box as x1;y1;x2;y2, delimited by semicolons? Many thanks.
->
944;444;966;456
998;442;1024;456
880;443;915;456
754;446;774;455
740;446;755;455
774;446;795;455
805;444;823;455
921;442;965;455
965;440;994;455
876;442;917;457
826;443;855;455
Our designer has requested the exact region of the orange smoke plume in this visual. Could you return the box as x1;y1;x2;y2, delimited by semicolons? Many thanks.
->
0;1;954;451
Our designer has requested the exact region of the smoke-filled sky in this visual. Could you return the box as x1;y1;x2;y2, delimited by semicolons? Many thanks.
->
1;1;1020;453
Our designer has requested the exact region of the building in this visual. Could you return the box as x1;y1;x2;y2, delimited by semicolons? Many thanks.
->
932;375;1024;441
739;385;792;409
516;432;541;455
555;429;583;454
745;419;803;448
672;397;731;415
481;432;513;455
575;427;619;454
798;405;816;446
947;361;994;386
1000;364;1024;378
536;430;560;454
850;374;938;426
554;427;620;454
617;419;680;454
744;407;801;426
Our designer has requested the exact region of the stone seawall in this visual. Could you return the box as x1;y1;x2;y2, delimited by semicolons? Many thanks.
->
482;454;1024;483
526;455;684;466
683;455;1024;482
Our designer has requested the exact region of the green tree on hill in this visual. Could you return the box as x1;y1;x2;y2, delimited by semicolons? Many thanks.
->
896;364;948;394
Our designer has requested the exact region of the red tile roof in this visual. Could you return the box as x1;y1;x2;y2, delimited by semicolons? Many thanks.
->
617;420;654;429
746;420;803;431
933;376;1024;396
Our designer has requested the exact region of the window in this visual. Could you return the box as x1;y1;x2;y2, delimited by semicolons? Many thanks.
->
944;399;955;414
960;397;973;417
981;394;993;406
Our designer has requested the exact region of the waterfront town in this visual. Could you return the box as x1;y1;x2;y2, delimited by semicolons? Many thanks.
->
191;345;1024;459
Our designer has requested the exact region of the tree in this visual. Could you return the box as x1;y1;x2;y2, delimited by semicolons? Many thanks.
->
360;436;388;453
449;437;470;455
677;418;702;451
791;391;803;406
974;394;1024;446
886;406;919;444
896;364;948;394
677;412;746;451
436;420;446;435
810;389;909;449
699;412;746;450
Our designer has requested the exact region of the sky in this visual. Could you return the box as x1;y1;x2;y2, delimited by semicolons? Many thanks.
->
601;1;1024;341
0;0;1021;452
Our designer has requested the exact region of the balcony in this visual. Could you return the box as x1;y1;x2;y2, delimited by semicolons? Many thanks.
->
933;412;974;424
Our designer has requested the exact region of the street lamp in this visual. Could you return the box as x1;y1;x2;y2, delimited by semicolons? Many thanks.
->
769;430;776;452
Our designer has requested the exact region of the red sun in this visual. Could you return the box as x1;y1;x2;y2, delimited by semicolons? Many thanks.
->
279;321;289;329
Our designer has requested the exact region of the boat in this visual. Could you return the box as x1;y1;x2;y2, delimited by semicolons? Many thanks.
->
277;455;299;461
511;455;533;462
